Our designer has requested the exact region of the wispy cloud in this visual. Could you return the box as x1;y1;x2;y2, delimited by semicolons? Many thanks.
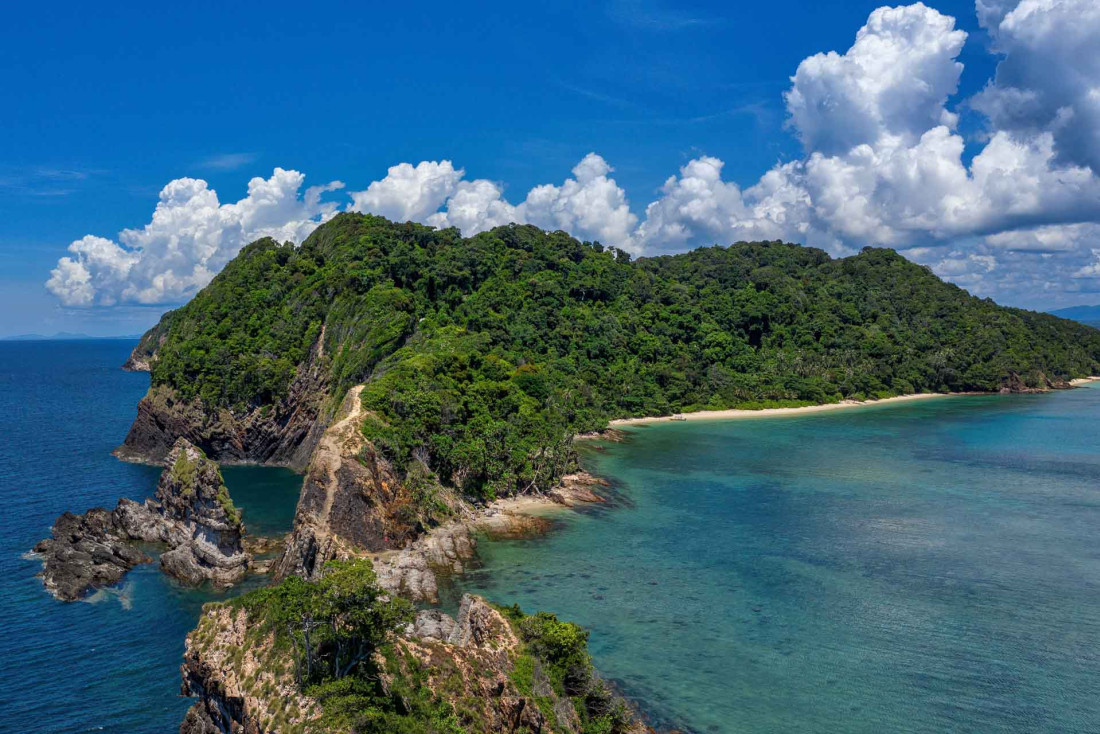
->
27;188;77;197
33;168;91;181
554;79;643;111
602;100;779;128
198;152;259;171
606;0;717;31
0;166;100;196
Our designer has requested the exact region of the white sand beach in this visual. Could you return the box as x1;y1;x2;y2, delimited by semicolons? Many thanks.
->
608;378;1100;427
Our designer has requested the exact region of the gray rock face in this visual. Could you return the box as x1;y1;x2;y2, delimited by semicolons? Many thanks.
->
150;438;250;587
407;595;511;648
32;508;152;601
32;439;250;600
408;609;458;641
373;522;477;603
446;594;514;649
116;332;330;470
411;598;512;647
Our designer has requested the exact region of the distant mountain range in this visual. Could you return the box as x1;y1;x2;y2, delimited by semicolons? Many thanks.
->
1;332;141;341
1049;305;1100;328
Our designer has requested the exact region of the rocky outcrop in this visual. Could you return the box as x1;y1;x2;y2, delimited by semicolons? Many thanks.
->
372;522;477;603
274;386;417;582
32;507;152;601
116;332;331;470
33;439;250;600
392;595;553;733
179;604;316;734
180;593;647;734
999;370;1073;393
150;438;251;587
395;595;648;734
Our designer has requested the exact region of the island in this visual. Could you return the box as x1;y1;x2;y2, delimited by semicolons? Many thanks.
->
63;213;1100;730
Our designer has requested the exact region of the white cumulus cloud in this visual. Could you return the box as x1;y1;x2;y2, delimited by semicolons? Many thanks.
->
45;2;1100;310
633;0;1100;296
352;152;637;247
784;2;967;155
517;153;638;248
348;161;463;223
426;179;518;235
972;0;1100;172
47;168;342;306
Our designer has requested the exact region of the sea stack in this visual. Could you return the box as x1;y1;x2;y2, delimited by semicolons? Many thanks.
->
149;438;250;587
33;438;250;600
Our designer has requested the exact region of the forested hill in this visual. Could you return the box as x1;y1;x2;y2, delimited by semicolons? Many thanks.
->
134;212;1100;497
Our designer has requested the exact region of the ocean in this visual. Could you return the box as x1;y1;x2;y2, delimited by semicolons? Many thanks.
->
4;340;1100;733
451;386;1100;733
0;340;302;733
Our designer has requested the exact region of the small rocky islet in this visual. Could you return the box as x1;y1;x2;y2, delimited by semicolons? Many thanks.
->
33;437;251;601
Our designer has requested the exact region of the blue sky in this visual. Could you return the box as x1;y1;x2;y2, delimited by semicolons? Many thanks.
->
3;0;1098;337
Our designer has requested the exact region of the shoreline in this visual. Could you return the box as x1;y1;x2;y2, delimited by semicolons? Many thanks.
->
605;379;1100;427
608;392;962;426
366;472;609;605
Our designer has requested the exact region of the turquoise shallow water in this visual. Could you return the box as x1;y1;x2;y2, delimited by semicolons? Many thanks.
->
0;340;302;733
452;387;1100;733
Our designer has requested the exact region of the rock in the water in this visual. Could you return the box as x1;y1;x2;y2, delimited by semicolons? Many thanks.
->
178;700;223;734
33;438;251;600
32;508;151;601
153;438;250;587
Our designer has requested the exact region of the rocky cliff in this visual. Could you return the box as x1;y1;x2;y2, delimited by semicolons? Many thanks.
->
33;438;250;599
273;386;419;582
180;593;647;734
116;332;331;470
152;438;251;586
180;602;318;733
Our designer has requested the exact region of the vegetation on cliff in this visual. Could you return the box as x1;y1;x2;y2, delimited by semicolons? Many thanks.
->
138;213;1100;500
239;559;415;688
191;558;636;733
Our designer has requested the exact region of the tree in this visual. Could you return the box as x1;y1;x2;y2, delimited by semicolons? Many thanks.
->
244;558;413;687
317;560;414;679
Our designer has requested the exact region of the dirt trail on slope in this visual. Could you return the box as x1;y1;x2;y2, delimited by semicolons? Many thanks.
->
317;385;365;522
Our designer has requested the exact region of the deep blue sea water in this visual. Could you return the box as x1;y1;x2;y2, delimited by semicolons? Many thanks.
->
5;340;1100;733
452;387;1100;733
0;340;302;733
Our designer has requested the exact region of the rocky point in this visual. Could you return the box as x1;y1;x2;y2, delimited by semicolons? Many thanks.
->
33;438;251;600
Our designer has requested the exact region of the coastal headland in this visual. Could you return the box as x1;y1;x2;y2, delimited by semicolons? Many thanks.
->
52;214;1100;731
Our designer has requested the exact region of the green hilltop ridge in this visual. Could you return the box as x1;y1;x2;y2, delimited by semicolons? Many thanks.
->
134;212;1100;501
